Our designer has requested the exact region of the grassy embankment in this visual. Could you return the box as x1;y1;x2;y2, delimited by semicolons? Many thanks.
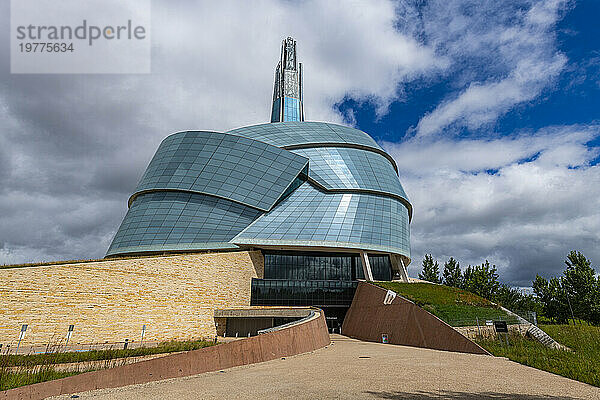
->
0;339;215;391
376;282;600;387
477;324;600;387
375;281;513;326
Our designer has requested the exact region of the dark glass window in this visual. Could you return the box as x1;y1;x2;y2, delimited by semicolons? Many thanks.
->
251;279;358;307
368;254;392;281
264;251;359;281
353;259;365;280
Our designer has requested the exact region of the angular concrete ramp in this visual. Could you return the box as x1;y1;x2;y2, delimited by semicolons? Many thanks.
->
51;335;599;399
1;309;329;400
342;282;489;354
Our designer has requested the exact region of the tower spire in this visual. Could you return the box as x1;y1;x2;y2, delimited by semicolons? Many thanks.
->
271;37;304;122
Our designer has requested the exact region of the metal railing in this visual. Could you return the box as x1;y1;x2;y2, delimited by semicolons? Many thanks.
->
443;315;524;328
257;310;317;335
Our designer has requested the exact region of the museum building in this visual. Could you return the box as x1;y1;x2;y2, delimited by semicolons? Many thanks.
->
106;37;412;329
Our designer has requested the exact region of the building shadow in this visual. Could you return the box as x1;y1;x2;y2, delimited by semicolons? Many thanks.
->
364;390;589;400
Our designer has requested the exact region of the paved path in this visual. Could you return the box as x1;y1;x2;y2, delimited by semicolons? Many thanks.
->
53;335;599;400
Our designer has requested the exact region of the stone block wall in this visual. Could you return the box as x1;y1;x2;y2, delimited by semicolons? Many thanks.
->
455;323;531;340
0;251;263;347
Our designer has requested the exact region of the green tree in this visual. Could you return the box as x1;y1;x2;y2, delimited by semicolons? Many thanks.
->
442;257;462;287
562;251;597;323
495;284;522;310
461;265;472;290
419;254;441;283
532;275;570;324
591;279;600;325
492;283;540;315
462;260;499;299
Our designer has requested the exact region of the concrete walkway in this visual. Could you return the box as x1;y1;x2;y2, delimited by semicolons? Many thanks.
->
52;335;599;400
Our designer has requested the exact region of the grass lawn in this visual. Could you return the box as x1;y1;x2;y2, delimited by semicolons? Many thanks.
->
375;282;513;326
477;324;600;387
0;339;215;391
2;339;215;367
0;369;81;391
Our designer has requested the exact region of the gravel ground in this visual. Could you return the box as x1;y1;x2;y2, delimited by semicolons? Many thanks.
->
51;335;600;400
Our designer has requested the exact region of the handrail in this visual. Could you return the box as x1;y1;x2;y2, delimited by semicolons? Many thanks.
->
257;310;317;335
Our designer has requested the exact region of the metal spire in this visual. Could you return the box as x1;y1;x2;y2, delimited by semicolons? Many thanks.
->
271;37;304;122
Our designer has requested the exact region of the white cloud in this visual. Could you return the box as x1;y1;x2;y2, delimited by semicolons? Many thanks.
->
416;56;566;136
415;0;570;136
0;0;441;263
384;124;600;284
0;0;597;289
147;0;443;126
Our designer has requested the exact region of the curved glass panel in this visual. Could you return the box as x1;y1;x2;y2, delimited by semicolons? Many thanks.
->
107;191;262;256
232;182;410;257
291;147;408;200
227;122;382;151
134;131;308;212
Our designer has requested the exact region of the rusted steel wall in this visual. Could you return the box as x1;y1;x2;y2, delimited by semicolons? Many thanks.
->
1;310;330;400
342;282;490;355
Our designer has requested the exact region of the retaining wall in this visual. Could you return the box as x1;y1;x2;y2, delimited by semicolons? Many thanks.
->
342;282;489;355
1;309;330;400
456;323;531;340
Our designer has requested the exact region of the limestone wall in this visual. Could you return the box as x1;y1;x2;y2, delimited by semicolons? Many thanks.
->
455;323;531;339
0;251;263;347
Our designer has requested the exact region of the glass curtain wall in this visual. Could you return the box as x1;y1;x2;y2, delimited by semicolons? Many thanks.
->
250;279;358;307
263;251;392;282
251;251;393;307
368;254;392;281
264;252;362;281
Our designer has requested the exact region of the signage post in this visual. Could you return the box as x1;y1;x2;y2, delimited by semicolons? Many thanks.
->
493;320;509;345
65;325;74;348
16;324;28;352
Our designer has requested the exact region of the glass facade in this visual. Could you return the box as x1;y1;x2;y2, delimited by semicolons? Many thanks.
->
263;251;364;281
134;131;308;212
283;97;301;121
270;98;281;122
107;191;261;256
251;279;358;307
233;182;410;256
251;251;390;312
369;254;392;281
291;147;408;200
228;122;384;152
107;122;411;264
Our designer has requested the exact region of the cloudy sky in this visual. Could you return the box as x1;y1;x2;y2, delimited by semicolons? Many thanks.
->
1;0;598;286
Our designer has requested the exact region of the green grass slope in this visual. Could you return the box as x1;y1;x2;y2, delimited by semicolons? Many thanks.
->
477;324;600;387
375;282;513;326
